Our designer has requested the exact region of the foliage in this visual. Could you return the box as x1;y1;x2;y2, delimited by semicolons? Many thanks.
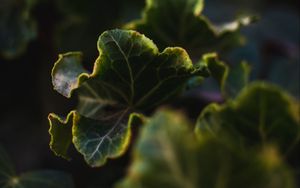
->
196;82;300;155
1;0;298;187
0;0;36;59
0;145;74;188
125;0;255;58
204;53;251;99
48;29;209;167
117;109;296;188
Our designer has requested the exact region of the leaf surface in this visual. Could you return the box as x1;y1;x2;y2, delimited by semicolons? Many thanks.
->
0;146;74;188
206;53;251;99
117;110;295;188
196;82;300;154
49;29;209;167
125;0;254;58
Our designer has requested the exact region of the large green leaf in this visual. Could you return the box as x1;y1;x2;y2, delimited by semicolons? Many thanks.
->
117;110;296;188
0;0;36;59
125;0;254;58
49;29;209;167
196;82;300;155
0;145;74;188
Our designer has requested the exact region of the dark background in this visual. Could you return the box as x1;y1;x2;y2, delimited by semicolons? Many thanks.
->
0;0;299;187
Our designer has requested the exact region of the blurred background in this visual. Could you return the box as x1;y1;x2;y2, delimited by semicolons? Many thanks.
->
0;0;299;187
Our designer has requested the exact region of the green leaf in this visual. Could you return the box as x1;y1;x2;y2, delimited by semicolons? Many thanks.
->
124;0;255;58
196;82;300;155
0;145;74;188
224;61;251;99
6;171;74;188
49;110;141;167
117;110;296;188
205;53;251;99
72;109;132;167
205;53;228;87
49;29;209;167
0;0;37;59
48;112;74;160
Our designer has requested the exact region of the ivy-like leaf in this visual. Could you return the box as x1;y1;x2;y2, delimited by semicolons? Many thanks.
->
0;0;36;59
117;110;295;188
125;0;255;58
49;29;209;167
196;82;300;155
205;53;251;99
0;145;74;188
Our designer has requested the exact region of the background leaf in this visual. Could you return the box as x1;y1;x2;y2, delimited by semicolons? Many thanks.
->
0;145;74;188
125;0;254;59
0;0;37;59
196;82;300;155
117;109;296;188
205;53;251;99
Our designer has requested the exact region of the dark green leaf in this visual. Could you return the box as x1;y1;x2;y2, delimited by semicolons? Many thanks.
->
206;53;251;99
125;0;254;58
205;53;228;87
0;145;74;188
224;61;251;99
117;110;296;188
7;171;74;188
72;109;132;167
0;0;36;59
49;29;209;167
196;82;300;155
49;110;138;167
48;112;74;160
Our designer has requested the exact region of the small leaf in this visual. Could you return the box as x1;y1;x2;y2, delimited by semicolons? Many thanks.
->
48;112;74;160
223;61;251;99
206;53;251;99
0;145;74;188
196;82;300;155
205;53;228;87
117;110;295;188
49;29;209;167
125;0;254;58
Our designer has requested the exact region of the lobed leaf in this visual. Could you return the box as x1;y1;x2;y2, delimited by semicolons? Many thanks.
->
49;29;209;167
196;82;300;155
48;112;74;160
117;110;296;188
125;0;255;58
